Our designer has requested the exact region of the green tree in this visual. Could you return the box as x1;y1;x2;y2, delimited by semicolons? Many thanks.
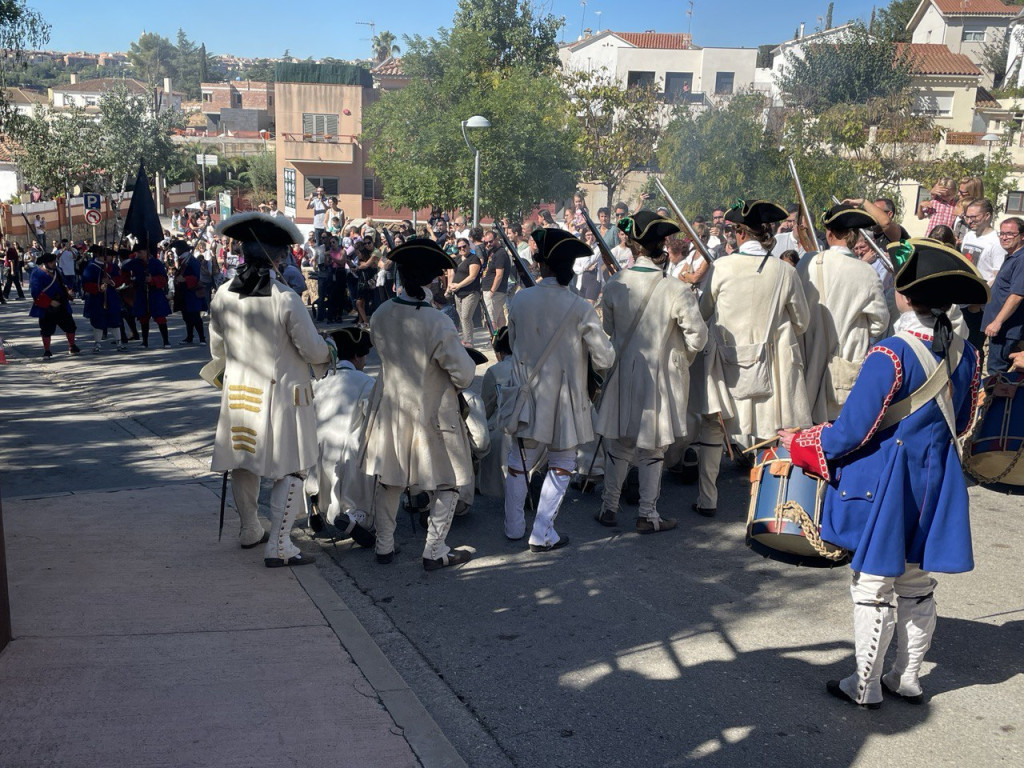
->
0;0;50;129
371;30;400;63
776;22;911;112
873;0;918;43
561;68;663;209
240;58;276;82
238;150;277;203
448;0;562;71
127;32;177;88
980;30;1011;89
825;2;834;29
172;29;219;98
657;94;789;217
362;0;580;217
909;149;1015;215
8;105;98;200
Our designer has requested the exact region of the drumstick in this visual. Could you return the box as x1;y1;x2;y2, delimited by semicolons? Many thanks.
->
743;435;781;454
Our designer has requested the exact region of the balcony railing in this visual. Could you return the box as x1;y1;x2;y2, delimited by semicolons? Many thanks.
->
282;133;357;144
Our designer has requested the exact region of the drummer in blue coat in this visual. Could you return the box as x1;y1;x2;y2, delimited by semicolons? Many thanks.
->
123;242;173;348
29;250;81;359
81;245;128;353
779;237;988;709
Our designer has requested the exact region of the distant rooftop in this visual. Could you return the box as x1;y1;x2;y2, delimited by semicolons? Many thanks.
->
898;43;982;76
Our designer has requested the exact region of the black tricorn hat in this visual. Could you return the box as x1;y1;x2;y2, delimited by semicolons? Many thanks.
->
492;325;511;355
464;346;488;366
216;212;303;246
821;204;875;232
36;251;57;265
87;244;104;256
724;199;788;228
167;239;191;257
330;326;373;359
889;238;990;307
618;210;681;248
531;227;590;264
388;238;456;273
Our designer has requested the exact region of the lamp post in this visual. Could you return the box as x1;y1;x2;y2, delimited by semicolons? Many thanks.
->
461;115;491;227
981;131;1000;165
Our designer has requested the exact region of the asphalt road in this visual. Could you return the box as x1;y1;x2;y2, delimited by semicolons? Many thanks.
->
1;299;1021;768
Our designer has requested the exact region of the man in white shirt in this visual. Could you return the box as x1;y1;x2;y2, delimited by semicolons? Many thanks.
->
56;240;78;296
307;187;328;246
960;198;1003;347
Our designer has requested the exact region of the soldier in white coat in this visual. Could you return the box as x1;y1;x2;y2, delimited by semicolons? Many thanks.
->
504;228;615;552
307;327;377;549
799;204;890;422
209;212;336;568
362;239;477;571
594;211;707;533
696;200;813;513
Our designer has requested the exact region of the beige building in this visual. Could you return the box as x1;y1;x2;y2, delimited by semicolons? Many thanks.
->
273;63;376;223
908;0;1016;86
900;43;983;132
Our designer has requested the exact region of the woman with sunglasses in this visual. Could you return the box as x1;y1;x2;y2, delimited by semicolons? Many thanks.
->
445;237;482;344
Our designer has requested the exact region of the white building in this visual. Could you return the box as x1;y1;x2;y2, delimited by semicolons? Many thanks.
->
50;75;182;114
558;31;760;106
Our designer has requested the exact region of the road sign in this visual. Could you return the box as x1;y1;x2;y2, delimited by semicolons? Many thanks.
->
85;209;101;226
83;193;101;211
195;154;218;167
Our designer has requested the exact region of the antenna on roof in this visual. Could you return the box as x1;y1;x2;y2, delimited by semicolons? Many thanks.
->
687;0;694;37
356;20;376;58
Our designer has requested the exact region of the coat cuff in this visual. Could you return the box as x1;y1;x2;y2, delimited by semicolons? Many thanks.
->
83;281;100;295
151;275;167;290
35;292;53;309
788;424;831;481
184;275;199;290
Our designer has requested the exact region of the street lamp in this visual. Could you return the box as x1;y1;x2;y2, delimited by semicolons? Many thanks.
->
461;115;491;227
981;131;1000;165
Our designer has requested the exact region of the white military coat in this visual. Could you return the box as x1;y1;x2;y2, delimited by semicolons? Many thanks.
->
312;361;376;519
699;241;813;444
210;280;332;477
798;246;890;422
507;281;615;452
594;256;708;450
479;356;514;497
363;294;477;491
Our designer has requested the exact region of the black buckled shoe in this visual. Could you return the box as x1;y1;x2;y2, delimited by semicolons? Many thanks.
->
826;680;881;710
529;536;569;553
692;503;716;518
594;508;618;527
264;552;315;568
376;547;400;565
423;548;472;571
241;531;270;550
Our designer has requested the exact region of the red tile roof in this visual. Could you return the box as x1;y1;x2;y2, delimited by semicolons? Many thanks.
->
371;57;406;77
975;86;1000;107
897;43;982;76
56;77;151;94
932;0;1016;16
615;32;692;50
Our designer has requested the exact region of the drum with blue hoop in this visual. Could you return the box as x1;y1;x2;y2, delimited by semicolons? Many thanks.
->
746;444;850;568
966;371;1024;487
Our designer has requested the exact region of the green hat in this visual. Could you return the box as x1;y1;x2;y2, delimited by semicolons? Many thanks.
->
889;238;990;307
724;199;788;228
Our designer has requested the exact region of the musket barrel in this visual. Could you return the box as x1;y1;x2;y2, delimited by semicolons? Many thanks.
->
653;178;715;263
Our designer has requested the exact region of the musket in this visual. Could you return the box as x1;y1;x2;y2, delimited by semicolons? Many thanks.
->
478;287;496;337
581;209;620;275
493;222;536;288
830;194;894;275
654;178;715;263
381;225;396;251
787;157;820;253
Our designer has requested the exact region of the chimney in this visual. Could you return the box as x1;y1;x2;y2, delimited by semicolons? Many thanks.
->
798;22;805;40
69;72;77;84
163;77;172;94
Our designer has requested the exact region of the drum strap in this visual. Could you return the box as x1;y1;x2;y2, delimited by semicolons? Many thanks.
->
877;332;964;461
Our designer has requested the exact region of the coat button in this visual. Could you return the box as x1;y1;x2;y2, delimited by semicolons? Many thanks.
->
841;491;847;497
866;491;873;498
896;439;903;446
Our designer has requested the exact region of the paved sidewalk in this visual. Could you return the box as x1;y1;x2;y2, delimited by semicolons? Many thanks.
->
0;480;465;767
0;309;466;767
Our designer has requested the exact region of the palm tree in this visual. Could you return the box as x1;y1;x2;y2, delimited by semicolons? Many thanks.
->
372;31;400;64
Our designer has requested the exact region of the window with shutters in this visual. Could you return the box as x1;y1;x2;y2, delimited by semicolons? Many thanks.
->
303;176;339;197
1007;191;1024;215
283;167;296;212
301;113;339;141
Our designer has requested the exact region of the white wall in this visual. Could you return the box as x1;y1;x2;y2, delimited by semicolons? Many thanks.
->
911;4;946;45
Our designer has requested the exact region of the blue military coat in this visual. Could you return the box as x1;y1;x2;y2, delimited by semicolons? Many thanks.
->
81;258;123;329
790;331;980;577
123;256;172;319
29;267;71;319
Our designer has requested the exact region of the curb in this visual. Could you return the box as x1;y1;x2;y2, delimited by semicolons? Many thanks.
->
295;566;468;768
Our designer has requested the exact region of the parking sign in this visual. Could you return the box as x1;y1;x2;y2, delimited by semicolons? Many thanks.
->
83;193;101;211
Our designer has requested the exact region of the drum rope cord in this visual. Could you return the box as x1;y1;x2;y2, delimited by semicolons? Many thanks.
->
965;372;1024;485
774;500;848;561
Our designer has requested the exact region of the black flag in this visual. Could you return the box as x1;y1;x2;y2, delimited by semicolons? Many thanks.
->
122;162;163;253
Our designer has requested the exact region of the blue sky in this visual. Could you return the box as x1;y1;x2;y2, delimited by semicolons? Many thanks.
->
38;0;882;59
